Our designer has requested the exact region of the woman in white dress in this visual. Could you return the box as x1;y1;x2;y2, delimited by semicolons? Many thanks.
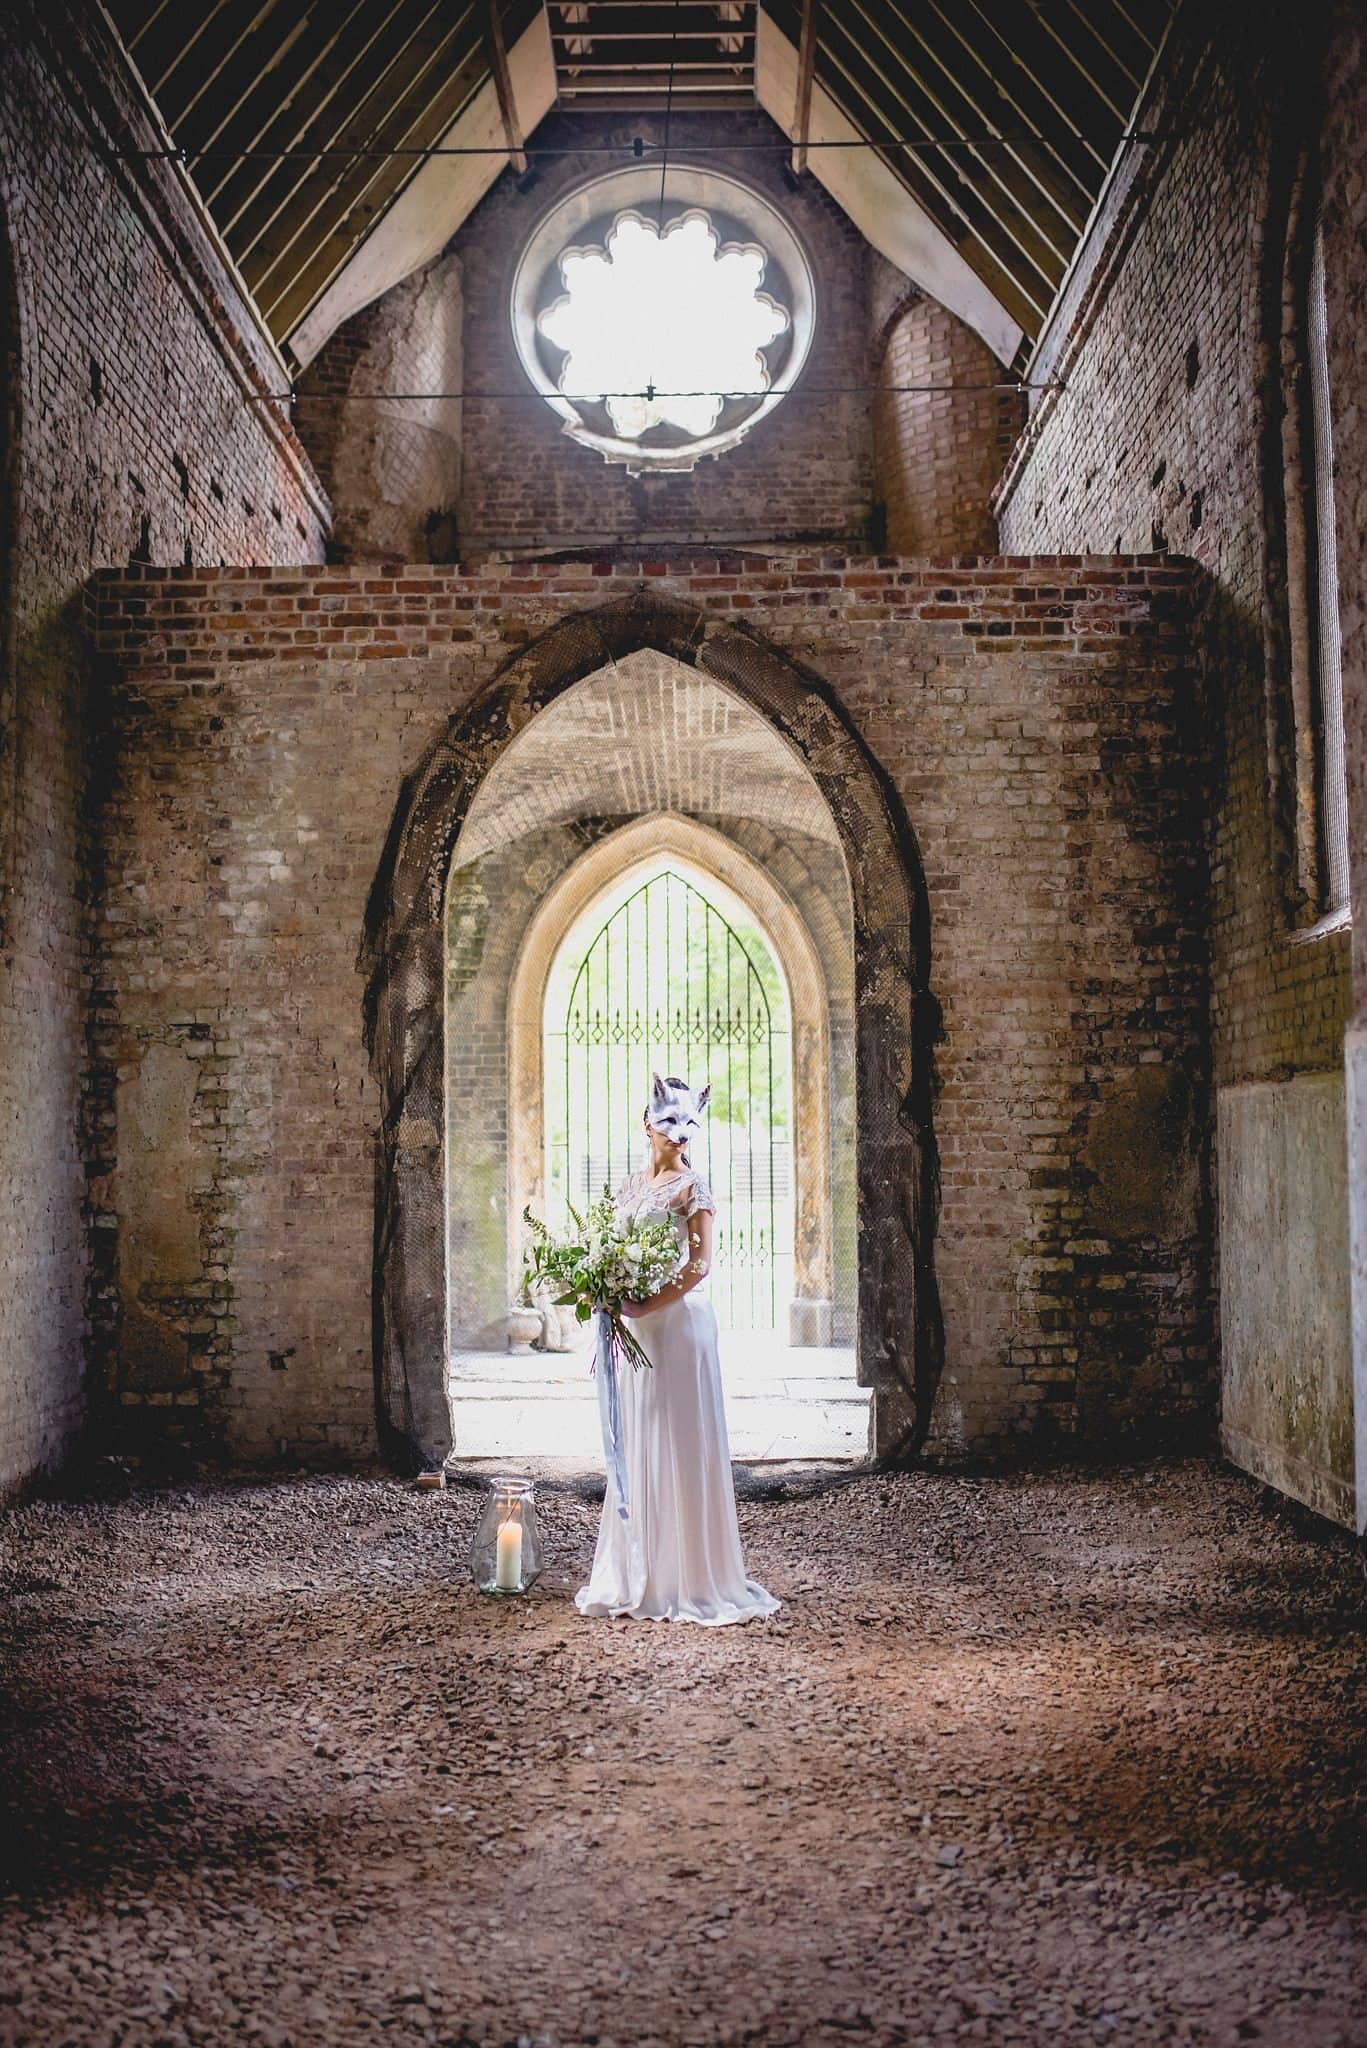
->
575;1074;781;1627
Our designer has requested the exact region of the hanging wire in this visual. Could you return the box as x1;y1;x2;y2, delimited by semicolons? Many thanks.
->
257;380;1059;404
134;131;1159;165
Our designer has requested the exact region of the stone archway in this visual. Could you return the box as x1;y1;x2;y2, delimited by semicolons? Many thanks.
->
505;813;836;1341
361;593;940;1471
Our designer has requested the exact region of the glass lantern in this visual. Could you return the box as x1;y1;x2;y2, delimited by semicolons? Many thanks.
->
469;1475;544;1595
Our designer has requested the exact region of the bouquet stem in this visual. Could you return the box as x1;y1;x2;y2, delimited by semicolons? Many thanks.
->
590;1303;654;1376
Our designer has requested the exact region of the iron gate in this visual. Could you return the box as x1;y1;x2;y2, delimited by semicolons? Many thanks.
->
545;867;792;1330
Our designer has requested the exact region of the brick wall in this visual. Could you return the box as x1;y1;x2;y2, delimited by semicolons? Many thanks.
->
453;112;878;552
1321;0;1367;1025
995;0;1361;1521
295;253;462;563
91;555;1205;1467
1321;0;1367;1534
874;291;1024;555
996;0;1352;1090
0;1;328;1495
294;127;1018;567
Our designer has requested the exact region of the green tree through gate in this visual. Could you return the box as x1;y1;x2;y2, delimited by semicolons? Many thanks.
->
543;863;794;1332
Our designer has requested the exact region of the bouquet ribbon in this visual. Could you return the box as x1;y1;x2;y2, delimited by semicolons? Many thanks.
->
593;1307;631;1522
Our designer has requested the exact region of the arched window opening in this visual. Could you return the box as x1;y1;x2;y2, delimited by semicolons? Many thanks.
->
511;166;816;471
1307;217;1348;914
539;211;788;453
544;861;794;1334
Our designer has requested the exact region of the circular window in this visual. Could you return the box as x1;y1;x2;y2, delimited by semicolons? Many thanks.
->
511;166;816;472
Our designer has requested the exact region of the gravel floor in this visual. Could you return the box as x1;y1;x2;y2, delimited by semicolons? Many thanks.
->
1;1458;1364;2048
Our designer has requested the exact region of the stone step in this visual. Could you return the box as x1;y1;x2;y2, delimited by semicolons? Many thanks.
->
447;1375;871;1463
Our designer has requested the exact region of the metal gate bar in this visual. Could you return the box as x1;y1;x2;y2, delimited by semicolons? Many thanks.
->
546;867;791;1330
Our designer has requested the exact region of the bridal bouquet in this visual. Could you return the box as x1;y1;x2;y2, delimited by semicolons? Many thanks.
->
522;1193;679;1373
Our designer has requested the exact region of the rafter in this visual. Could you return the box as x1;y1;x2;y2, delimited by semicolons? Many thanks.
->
101;0;1173;354
260;19;492;333
481;0;528;175
839;0;1075;280
791;0;818;174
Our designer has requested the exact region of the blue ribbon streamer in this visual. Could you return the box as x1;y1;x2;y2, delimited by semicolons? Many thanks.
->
593;1307;630;1521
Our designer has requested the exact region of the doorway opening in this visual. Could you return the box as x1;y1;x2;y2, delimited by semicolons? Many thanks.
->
440;649;865;1462
545;859;794;1333
362;595;937;1475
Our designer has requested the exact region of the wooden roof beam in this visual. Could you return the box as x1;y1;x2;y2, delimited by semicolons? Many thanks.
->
838;0;1075;278
755;8;1024;360
1012;2;1131;129
248;7;487;318
791;0;818;174
917;0;1097;210
196;0;377;213
169;2;306;136
482;0;528;176
120;0;178;57
224;5;429;254
957;0;1110;176
1058;0;1146;95
812;23;1055;322
257;15;493;330
285;6;557;365
119;0;234;106
876;0;1090;234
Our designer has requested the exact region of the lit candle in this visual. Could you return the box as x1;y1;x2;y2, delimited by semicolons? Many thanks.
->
494;1515;523;1591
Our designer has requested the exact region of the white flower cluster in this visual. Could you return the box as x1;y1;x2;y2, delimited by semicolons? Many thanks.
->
523;1192;679;1318
584;1215;680;1305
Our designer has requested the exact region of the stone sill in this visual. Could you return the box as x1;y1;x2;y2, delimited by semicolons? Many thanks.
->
1286;904;1352;948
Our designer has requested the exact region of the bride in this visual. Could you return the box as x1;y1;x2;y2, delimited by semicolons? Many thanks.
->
575;1074;781;1627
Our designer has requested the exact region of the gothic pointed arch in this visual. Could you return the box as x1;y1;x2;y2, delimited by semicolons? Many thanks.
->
362;593;941;1472
505;814;834;1338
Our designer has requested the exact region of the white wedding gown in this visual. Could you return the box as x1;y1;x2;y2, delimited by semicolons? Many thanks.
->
575;1165;781;1627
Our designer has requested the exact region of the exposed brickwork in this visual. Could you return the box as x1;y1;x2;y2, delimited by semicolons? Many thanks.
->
995;0;1362;1521
453;112;878;552
90;555;1206;1467
1319;0;1367;1535
1320;0;1367;1021
0;0;328;1495
996;0;1351;1092
441;657;857;1354
874;294;1024;555
295;254;463;564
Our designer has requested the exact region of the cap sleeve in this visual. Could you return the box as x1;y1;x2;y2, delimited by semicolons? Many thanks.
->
680;1170;716;1220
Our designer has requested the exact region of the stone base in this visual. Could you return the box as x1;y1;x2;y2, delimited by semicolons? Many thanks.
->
789;1297;834;1347
449;1336;869;1462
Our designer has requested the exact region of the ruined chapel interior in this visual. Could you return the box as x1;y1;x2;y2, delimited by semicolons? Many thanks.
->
1;3;1365;2043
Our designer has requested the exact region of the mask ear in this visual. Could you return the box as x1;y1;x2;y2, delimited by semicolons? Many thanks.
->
695;1082;712;1113
650;1072;667;1108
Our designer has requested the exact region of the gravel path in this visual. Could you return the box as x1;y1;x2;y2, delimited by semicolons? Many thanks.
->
1;1459;1364;2048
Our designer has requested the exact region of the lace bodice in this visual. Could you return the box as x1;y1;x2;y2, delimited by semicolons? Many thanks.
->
615;1165;717;1230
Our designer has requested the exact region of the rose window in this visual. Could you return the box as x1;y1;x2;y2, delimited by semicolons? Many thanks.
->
511;167;816;471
